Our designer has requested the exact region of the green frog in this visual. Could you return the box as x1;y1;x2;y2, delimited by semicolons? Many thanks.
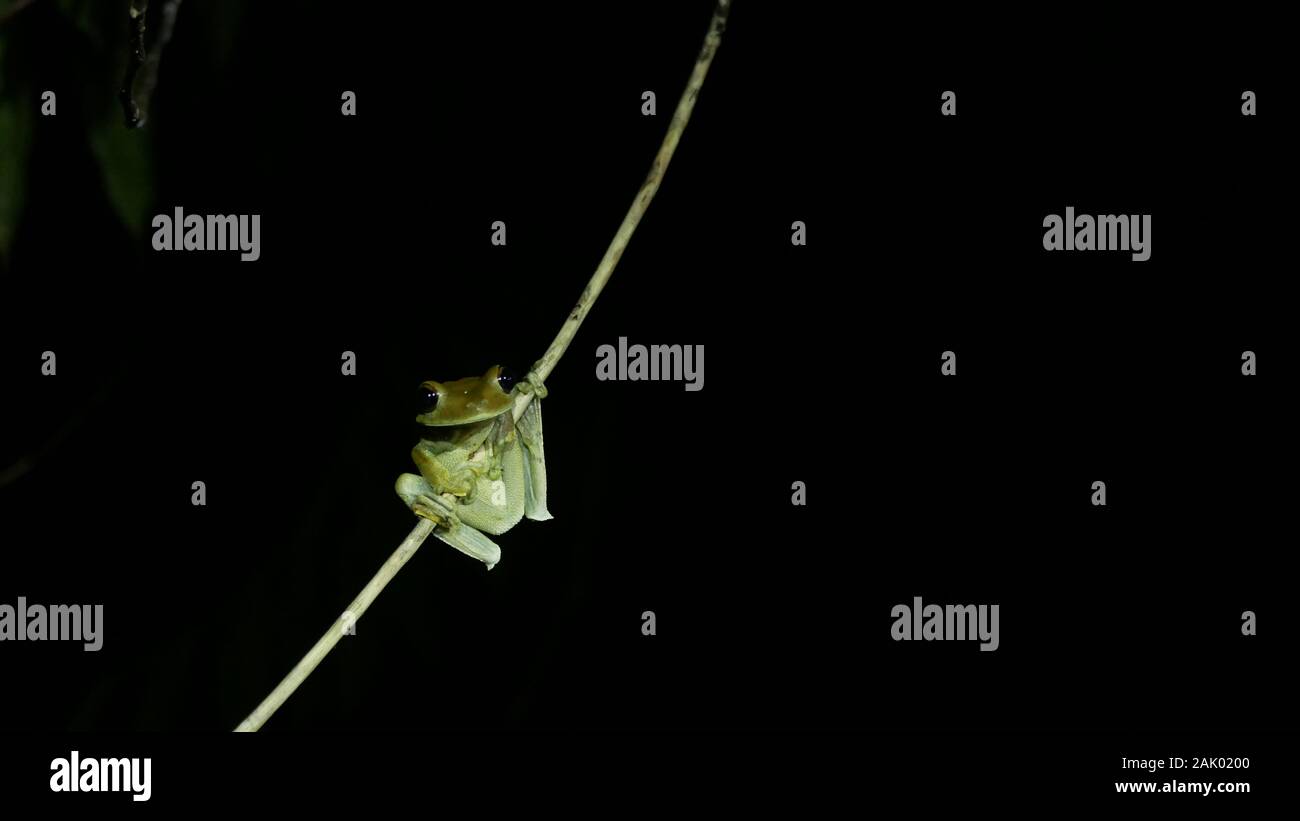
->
395;365;550;569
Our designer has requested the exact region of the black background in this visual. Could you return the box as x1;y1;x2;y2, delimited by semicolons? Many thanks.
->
0;0;1294;806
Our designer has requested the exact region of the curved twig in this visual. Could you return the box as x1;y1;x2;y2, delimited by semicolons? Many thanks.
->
234;0;731;733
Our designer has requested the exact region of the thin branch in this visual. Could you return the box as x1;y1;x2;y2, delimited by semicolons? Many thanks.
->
234;0;731;733
522;0;731;397
233;519;434;733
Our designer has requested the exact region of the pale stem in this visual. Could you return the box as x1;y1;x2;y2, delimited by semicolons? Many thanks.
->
235;0;731;732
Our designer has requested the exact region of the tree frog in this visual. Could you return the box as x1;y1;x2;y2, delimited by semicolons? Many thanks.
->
395;365;550;569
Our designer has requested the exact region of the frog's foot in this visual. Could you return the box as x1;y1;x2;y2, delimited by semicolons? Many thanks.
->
458;470;481;503
521;369;548;399
414;493;459;527
395;475;499;568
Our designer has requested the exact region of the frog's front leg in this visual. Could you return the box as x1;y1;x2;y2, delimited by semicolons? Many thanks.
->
515;397;551;521
410;442;476;498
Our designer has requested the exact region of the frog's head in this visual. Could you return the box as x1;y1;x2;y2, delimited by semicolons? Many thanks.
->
416;365;519;426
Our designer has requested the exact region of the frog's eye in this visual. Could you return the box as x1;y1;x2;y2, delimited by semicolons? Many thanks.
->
496;366;519;392
418;384;439;413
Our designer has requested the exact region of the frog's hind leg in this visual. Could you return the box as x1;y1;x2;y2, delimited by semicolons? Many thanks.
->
395;473;502;569
432;522;502;570
395;473;443;519
394;473;458;529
